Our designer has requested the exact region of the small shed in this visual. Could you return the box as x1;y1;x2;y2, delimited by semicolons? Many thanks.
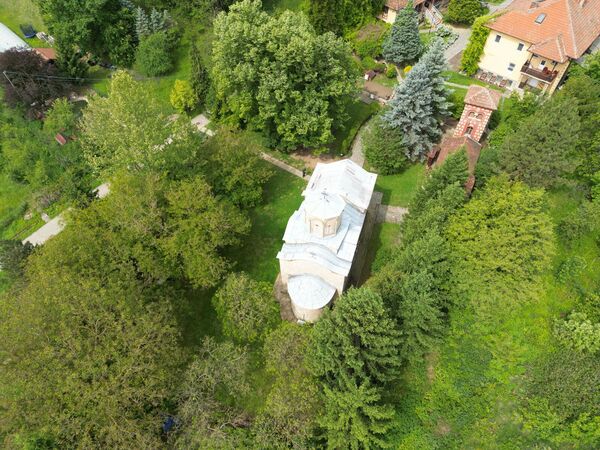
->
34;47;57;62
364;70;377;81
55;133;67;146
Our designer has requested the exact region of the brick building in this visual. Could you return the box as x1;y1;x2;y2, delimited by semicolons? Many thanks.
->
454;85;502;141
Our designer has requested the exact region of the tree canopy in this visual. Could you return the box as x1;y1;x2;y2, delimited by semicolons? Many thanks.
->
212;0;358;150
382;1;422;66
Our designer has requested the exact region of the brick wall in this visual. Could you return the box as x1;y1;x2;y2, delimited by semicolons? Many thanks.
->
453;104;493;142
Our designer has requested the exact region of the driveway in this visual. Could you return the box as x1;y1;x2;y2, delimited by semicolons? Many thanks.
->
444;25;472;68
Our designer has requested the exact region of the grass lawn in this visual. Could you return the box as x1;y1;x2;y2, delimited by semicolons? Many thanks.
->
0;0;49;47
375;164;426;207
331;99;380;156
362;222;401;282
0;173;33;239
229;167;306;283
373;73;397;89
443;70;504;92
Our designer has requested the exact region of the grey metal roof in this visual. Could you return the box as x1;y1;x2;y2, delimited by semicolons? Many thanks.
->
277;159;377;277
288;274;336;310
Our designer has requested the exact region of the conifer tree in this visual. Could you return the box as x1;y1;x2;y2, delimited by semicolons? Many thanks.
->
189;40;210;109
320;380;395;449
419;38;452;119
383;63;439;160
382;1;422;66
309;287;402;390
383;40;450;161
309;287;400;449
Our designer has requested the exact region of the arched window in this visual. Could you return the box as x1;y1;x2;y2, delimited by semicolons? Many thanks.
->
465;126;474;136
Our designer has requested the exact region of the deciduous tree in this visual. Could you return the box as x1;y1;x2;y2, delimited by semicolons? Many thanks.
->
212;0;357;150
212;272;279;343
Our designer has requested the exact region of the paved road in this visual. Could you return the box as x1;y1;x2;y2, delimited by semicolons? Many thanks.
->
488;0;515;13
444;25;472;66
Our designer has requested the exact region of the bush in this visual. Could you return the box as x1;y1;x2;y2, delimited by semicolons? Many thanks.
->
386;65;396;78
460;14;494;75
135;31;173;76
446;0;488;25
449;89;466;119
361;56;377;71
347;22;390;59
363;113;408;175
212;272;279;343
170;80;196;113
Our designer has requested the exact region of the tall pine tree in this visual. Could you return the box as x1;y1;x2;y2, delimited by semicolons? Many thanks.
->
189;40;210;109
382;1;422;66
383;39;450;161
309;287;400;449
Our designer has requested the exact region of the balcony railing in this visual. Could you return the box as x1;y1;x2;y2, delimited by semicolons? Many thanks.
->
520;62;558;83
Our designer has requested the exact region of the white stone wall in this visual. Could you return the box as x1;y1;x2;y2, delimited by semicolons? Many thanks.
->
280;259;346;295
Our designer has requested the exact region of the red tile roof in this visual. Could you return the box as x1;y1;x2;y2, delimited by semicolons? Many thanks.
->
34;47;57;61
464;85;502;110
487;0;600;62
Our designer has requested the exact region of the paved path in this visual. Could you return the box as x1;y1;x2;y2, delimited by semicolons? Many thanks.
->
444;25;472;68
376;205;409;224
22;211;69;246
260;152;310;180
350;120;372;167
191;114;215;136
488;0;514;13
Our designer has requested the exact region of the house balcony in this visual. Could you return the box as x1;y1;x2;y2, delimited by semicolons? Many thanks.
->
520;62;558;83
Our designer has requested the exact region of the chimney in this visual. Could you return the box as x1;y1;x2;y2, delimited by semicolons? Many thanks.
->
580;0;587;6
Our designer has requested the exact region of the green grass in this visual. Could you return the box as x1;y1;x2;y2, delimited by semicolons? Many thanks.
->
373;73;397;89
331;99;380;155
362;222;402;283
375;164;427;207
229;167;306;283
443;70;504;92
0;0;50;48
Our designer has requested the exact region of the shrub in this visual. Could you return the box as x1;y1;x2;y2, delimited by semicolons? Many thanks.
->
212;272;279;343
363;113;408;174
386;64;396;78
347;21;390;59
170;80;196;113
449;89;466;119
135;31;173;76
460;14;494;75
446;0;488;25
361;56;377;71
554;312;600;355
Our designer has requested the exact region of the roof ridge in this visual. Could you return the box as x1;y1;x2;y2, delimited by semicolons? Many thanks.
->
565;0;578;56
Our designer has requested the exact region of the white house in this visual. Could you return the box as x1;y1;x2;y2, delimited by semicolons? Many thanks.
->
277;159;377;322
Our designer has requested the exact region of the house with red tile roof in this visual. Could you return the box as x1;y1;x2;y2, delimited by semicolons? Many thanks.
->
478;0;600;94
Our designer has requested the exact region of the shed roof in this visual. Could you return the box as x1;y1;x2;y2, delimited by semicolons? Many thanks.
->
385;0;426;10
34;47;57;61
487;0;600;62
464;85;502;110
0;23;28;52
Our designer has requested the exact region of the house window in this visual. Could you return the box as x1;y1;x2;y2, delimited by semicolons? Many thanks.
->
517;43;524;51
465;126;473;136
535;13;546;24
495;34;502;43
508;63;516;71
540;60;546;66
